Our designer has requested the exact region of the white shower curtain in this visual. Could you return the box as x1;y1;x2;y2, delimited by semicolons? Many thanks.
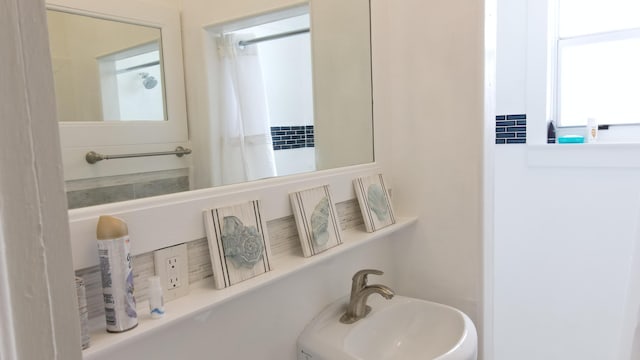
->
217;34;277;185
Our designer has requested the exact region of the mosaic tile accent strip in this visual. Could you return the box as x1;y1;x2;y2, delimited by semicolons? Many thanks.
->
75;198;364;320
271;125;314;150
66;169;190;209
268;215;304;262
187;238;214;284
496;114;527;144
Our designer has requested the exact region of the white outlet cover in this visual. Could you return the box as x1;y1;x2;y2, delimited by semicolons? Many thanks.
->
154;243;189;301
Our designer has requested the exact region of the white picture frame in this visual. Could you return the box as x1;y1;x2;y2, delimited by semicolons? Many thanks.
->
290;185;343;257
203;200;272;289
353;174;396;232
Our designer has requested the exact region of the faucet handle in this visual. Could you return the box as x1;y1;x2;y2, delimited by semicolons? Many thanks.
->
351;269;384;295
353;269;383;282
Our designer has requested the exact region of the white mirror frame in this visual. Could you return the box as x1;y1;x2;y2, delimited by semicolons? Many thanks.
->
48;0;189;178
64;0;392;271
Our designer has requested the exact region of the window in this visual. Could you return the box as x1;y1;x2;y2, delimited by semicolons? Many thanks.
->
554;0;640;127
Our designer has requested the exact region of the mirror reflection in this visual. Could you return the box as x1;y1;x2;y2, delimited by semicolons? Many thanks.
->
48;1;374;210
47;10;166;122
216;12;315;184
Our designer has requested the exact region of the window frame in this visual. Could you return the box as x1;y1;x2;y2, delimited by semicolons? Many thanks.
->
552;2;640;129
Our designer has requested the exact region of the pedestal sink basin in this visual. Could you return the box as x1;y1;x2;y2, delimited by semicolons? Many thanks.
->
297;295;477;360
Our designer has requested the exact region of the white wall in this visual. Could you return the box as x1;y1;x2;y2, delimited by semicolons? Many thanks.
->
274;148;315;177
375;0;489;354
495;0;527;115
176;0;490;358
494;147;640;359
1;0;490;358
87;237;400;360
495;0;640;358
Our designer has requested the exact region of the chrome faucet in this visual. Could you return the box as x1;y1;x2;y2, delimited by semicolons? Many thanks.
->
340;269;395;324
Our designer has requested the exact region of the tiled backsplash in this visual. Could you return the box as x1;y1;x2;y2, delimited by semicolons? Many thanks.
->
495;114;527;144
77;198;363;320
270;125;314;150
66;169;190;209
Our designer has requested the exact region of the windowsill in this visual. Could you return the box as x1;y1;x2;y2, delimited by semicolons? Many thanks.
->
528;142;640;168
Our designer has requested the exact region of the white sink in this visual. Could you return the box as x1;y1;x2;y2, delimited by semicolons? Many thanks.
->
297;295;477;360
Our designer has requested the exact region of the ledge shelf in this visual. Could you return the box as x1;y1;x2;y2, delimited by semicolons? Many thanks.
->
83;216;417;359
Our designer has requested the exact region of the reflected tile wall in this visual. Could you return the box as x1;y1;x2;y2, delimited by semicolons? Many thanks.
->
66;169;189;209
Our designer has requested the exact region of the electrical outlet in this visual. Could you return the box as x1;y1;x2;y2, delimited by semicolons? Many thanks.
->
167;256;181;288
154;243;189;301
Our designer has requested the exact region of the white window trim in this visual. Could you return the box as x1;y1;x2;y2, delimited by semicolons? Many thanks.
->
524;0;640;169
527;0;640;146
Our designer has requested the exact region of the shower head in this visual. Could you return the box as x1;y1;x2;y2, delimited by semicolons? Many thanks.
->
139;72;158;90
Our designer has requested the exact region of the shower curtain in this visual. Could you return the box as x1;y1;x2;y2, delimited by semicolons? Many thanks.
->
217;34;277;185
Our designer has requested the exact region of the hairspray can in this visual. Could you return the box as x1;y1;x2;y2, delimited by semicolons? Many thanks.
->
96;215;138;332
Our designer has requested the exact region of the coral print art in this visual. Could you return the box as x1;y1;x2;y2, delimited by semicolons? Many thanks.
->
353;174;396;232
203;200;272;288
290;185;343;257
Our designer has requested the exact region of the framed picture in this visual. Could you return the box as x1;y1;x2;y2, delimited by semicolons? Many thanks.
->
353;174;396;232
203;200;272;289
290;185;343;257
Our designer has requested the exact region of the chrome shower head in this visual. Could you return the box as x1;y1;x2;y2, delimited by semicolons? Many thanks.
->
139;72;158;90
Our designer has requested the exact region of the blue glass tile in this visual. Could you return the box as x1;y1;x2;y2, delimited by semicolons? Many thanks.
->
307;134;314;139
496;121;516;127
274;145;282;150
496;132;516;139
271;126;281;131
516;120;527;126
496;127;506;133
507;138;526;144
296;139;306;144
292;144;303;149
274;140;286;146
272;136;282;142
496;139;506;144
286;140;296;144
296;131;306;135
306;125;314;129
291;135;301;140
282;136;291;140
280;126;291;131
516;132;527;138
507;126;526;132
496;115;506;121
281;145;292;150
507;114;526;120
275;131;286;136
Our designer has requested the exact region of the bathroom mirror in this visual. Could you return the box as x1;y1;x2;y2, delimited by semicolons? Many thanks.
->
47;10;166;122
51;0;374;209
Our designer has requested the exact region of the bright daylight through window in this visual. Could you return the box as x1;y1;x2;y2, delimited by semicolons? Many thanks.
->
555;0;640;127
